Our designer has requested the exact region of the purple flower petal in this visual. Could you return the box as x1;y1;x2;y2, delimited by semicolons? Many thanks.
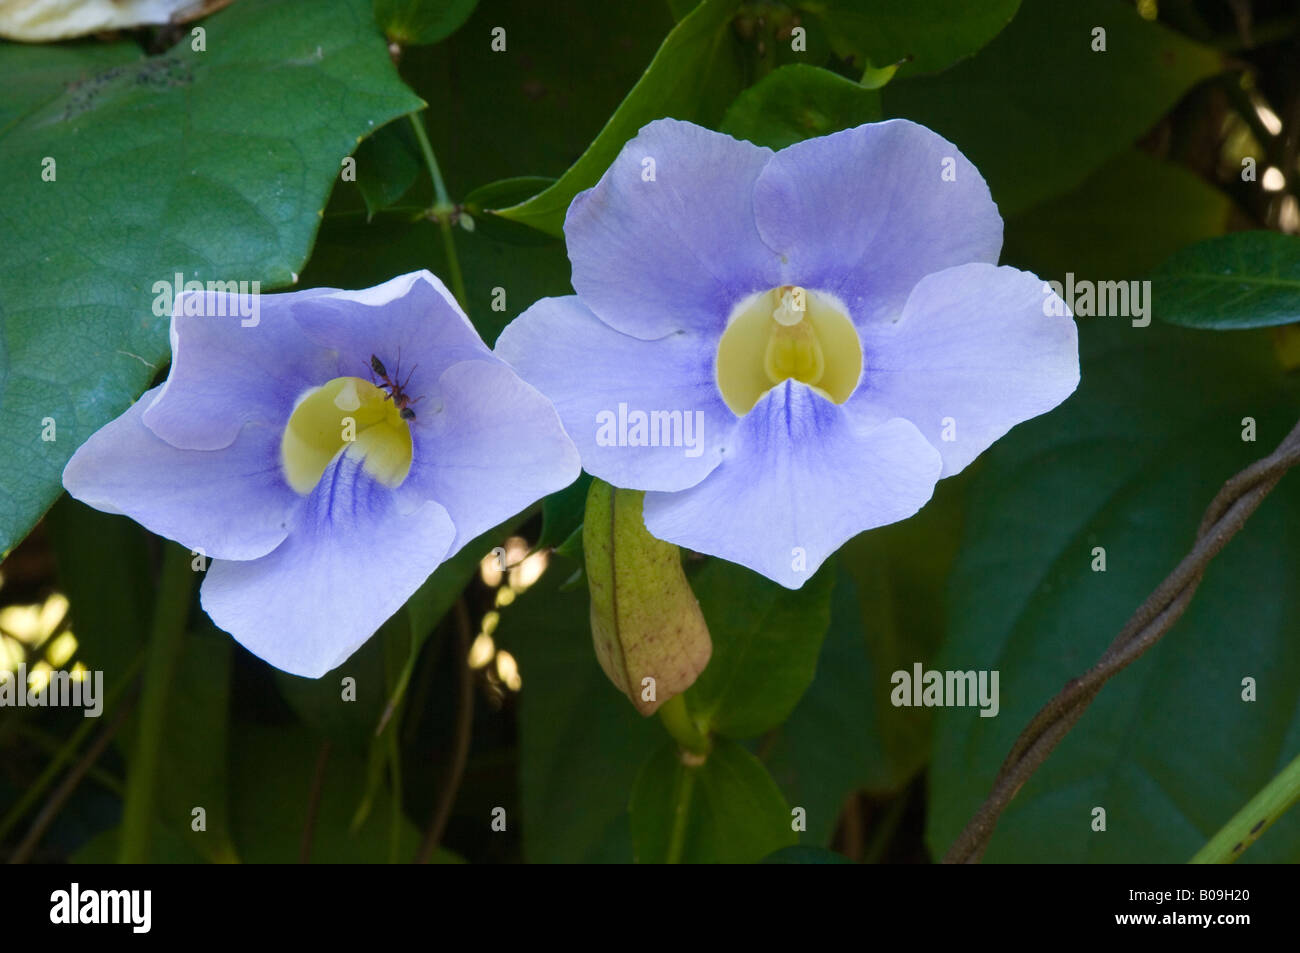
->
143;287;339;451
565;118;783;340
291;271;497;405
200;450;456;678
63;386;300;560
398;358;582;552
495;295;737;492
850;263;1079;476
753;119;1003;327
643;380;942;588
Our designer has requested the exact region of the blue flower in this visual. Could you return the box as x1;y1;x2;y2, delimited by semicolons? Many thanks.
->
63;271;580;677
497;119;1078;588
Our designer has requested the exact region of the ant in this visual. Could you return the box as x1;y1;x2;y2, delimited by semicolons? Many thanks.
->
369;352;423;420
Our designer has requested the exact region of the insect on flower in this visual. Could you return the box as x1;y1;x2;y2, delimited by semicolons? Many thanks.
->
61;270;581;678
369;352;423;420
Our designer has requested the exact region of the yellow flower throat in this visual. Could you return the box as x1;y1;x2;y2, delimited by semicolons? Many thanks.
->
715;286;863;415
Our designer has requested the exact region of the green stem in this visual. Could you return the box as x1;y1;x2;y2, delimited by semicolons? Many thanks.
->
1190;750;1300;863
657;694;710;756
436;216;469;311
657;696;708;865
407;112;468;310
665;763;697;865
118;544;194;864
15;725;124;795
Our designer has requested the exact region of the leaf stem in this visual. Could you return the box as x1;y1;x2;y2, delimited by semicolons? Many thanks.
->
657;694;710;756
665;762;697;865
118;543;194;864
1191;750;1300;863
407;112;468;310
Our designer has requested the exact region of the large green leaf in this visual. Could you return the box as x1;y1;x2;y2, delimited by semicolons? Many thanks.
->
494;568;663;863
798;0;1021;76
1003;150;1232;280
0;42;139;131
720;63;881;149
884;0;1222;216
1150;232;1300;330
629;737;796;863
684;559;835;738
927;322;1300;862
0;0;423;556
494;0;747;235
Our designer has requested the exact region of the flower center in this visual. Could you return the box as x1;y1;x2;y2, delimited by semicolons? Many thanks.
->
715;286;863;415
280;376;413;494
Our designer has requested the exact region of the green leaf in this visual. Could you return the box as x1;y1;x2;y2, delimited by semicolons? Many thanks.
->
884;0;1222;216
354;119;422;220
536;471;592;553
144;630;237;863
495;0;747;235
0;42;139;131
630;737;796;863
462;176;558;245
762;844;853;863
73;820;208;864
374;0;479;45
1003;150;1232;279
927;321;1300;862
720;63;881;149
274;618;390;752
763;477;966;844
684;559;834;738
797;0;1022;76
46;500;151;678
1150;232;1300;330
0;0;423;555
668;0;700;19
493;568;663;863
229;722;421;862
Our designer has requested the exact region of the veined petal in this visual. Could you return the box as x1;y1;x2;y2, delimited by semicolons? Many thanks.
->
643;381;942;589
399;358;581;553
63;386;300;560
753;119;1003;327
200;450;456;679
495;295;737;493
565;118;783;340
851;263;1079;476
143;286;339;451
